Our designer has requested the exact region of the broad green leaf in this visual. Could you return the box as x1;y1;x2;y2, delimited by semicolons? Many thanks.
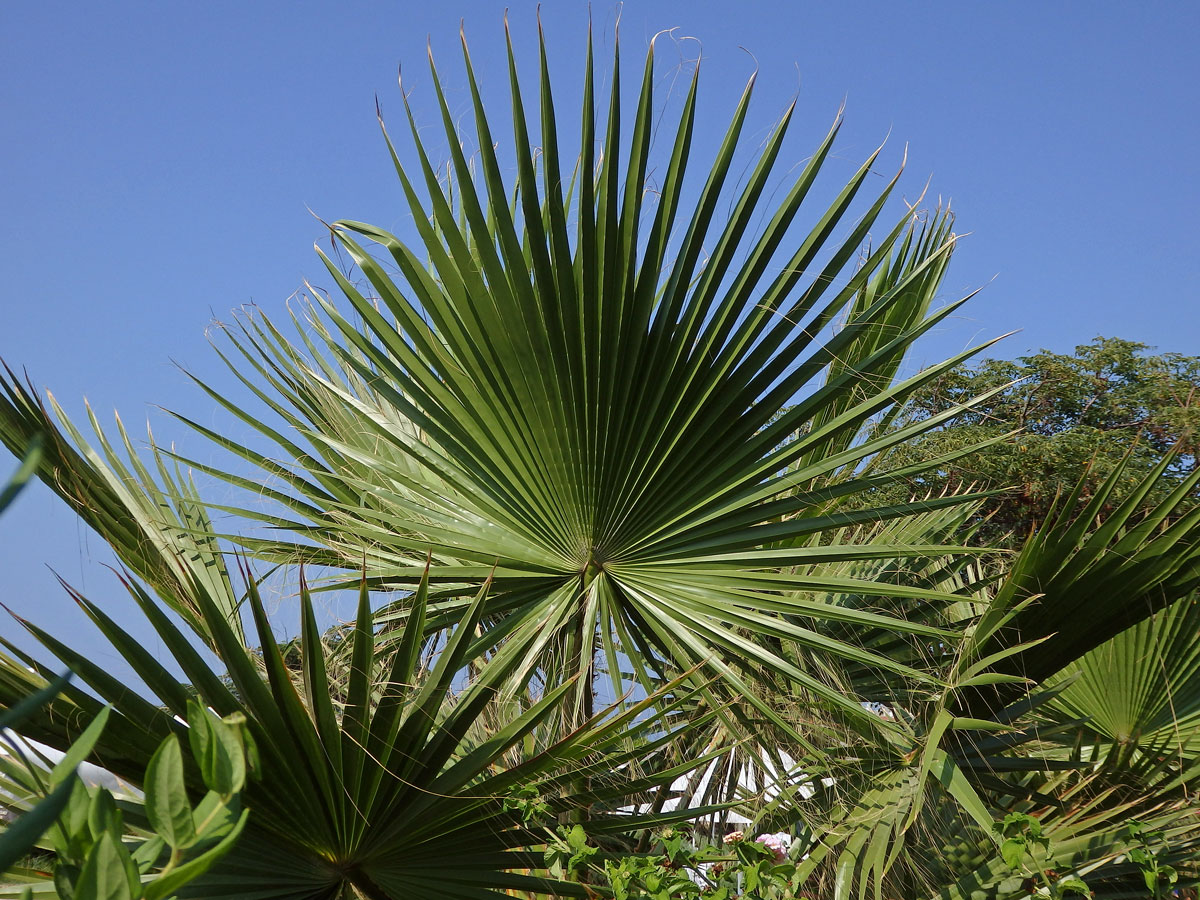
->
186;701;243;797
189;791;236;840
74;832;136;900
86;789;122;843
144;735;196;850
1000;837;1025;871
142;810;249;900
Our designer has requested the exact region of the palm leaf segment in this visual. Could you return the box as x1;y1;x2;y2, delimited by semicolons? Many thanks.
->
177;24;998;728
0;370;245;646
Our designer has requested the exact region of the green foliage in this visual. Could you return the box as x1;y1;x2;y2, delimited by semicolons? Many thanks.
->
551;827;811;900
145;19;993;744
2;560;727;898
1124;822;1179;899
502;785;552;825
3;19;1200;900
1;701;249;900
0;672;78;875
875;337;1200;540
992;814;1091;899
544;824;598;881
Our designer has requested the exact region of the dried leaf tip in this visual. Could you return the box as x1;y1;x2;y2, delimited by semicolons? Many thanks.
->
737;44;760;80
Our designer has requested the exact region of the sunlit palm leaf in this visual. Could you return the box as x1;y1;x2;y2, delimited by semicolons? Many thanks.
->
960;454;1200;720
149;26;1005;733
1047;595;1200;758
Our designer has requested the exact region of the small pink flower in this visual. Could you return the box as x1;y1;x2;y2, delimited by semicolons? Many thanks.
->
755;831;791;863
723;830;745;845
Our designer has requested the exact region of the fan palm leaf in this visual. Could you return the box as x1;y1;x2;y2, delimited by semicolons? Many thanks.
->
108;24;1014;736
1046;595;1200;759
958;454;1200;721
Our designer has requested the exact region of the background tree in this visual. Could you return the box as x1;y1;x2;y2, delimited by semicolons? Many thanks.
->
869;336;1200;540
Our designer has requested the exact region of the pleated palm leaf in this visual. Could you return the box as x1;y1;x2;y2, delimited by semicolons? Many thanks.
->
5;20;1200;900
763;677;1200;900
133;24;1011;737
653;460;1200;899
1044;595;1200;759
931;800;1200;900
0;561;724;900
957;453;1200;722
928;698;1200;900
764;597;1200;898
630;500;991;814
919;461;1200;899
591;505;1025;900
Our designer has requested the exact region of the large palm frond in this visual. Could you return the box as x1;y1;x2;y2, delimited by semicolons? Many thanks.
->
0;370;245;645
131;25;1008;733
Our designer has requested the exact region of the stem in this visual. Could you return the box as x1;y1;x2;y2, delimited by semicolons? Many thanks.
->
158;847;185;878
566;564;601;732
192;793;232;835
344;866;393;900
157;793;230;877
564;568;599;828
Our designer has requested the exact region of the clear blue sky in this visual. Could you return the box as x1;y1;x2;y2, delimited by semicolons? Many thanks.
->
2;1;1198;672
